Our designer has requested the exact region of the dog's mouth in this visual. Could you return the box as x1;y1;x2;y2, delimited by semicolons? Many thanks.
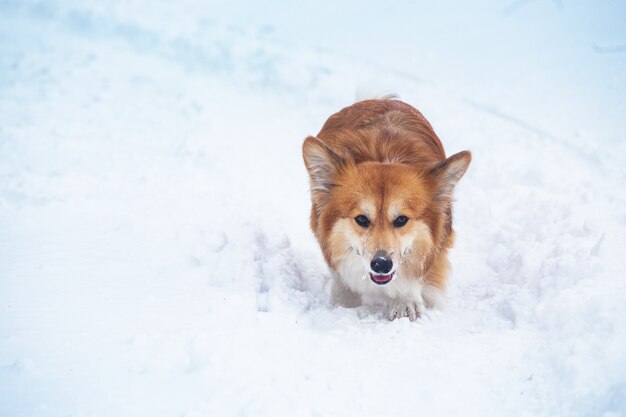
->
370;272;394;285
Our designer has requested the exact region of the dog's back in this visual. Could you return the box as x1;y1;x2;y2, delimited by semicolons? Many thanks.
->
316;99;446;166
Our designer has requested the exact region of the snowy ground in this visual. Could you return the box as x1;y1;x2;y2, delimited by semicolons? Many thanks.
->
1;1;626;416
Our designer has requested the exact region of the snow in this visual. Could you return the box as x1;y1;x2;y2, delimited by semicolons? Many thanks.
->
1;1;625;416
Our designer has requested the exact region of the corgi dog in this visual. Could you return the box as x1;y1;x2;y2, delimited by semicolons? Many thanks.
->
302;98;471;320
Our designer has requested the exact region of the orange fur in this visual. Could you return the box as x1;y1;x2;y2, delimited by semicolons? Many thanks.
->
303;99;471;319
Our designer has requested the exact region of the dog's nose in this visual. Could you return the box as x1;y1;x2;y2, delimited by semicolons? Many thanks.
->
371;252;393;274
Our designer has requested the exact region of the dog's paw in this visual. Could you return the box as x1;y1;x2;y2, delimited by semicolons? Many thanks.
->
388;300;424;321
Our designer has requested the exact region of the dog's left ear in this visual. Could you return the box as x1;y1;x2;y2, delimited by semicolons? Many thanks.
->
428;151;471;202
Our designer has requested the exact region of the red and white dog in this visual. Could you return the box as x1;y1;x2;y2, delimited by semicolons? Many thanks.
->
303;99;471;320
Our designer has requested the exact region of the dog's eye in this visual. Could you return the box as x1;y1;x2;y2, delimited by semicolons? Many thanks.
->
354;215;370;228
393;215;409;228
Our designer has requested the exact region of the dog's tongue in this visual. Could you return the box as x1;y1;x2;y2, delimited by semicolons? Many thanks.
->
370;273;393;285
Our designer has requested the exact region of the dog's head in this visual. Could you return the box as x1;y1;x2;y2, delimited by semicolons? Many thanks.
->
303;136;470;285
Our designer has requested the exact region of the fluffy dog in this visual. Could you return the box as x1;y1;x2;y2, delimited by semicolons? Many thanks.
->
302;98;471;320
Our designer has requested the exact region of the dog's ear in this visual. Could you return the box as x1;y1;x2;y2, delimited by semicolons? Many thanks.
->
428;151;471;202
302;136;347;199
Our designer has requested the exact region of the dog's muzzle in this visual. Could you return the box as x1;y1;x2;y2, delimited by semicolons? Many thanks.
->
370;251;394;284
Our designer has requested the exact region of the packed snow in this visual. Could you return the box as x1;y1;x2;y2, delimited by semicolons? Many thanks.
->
1;1;625;416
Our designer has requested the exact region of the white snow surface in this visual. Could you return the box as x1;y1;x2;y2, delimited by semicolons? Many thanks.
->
1;1;626;416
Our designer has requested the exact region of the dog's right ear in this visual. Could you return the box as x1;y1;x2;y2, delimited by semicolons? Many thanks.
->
302;136;346;199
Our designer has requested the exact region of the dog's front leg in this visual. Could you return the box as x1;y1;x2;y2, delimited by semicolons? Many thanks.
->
330;277;362;308
387;296;425;321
